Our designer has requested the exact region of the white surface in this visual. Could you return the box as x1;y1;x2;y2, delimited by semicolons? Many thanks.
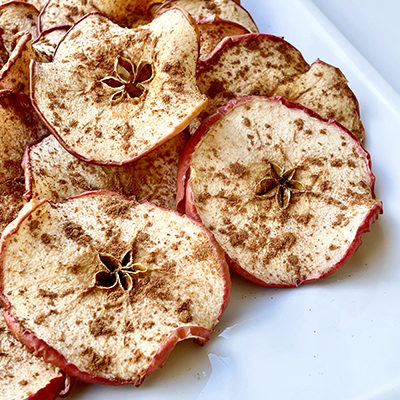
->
312;0;400;94
70;1;400;399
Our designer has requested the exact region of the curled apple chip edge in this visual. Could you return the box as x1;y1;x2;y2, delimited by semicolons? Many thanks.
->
0;24;70;95
31;9;208;165
0;31;35;95
0;191;231;385
23;132;189;209
177;96;382;287
197;15;249;60
194;33;365;141
32;24;69;62
152;0;258;33
274;59;365;141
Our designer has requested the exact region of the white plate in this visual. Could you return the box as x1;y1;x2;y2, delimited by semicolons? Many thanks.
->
71;1;400;399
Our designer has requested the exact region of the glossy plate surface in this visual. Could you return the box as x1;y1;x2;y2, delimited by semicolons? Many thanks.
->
71;1;400;399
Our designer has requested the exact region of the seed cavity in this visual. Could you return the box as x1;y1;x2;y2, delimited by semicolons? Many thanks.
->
101;56;154;105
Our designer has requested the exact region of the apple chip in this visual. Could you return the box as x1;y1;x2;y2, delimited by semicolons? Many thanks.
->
0;310;67;400
0;90;46;183
31;10;207;164
153;0;258;32
0;90;46;236
0;1;38;53
24;132;188;209
178;96;382;287
274;60;365;140
23;135;123;202
0;32;35;95
197;16;249;60
195;34;365;140
0;191;230;384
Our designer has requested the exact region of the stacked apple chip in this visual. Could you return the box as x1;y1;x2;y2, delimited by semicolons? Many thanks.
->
0;89;46;233
0;0;383;397
0;2;39;94
0;308;68;400
23;132;188;209
1;192;230;385
193;34;365;139
0;89;68;398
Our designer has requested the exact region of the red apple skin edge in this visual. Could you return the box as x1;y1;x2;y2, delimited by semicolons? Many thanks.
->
0;190;231;386
24;373;66;400
37;0;68;34
177;95;383;288
21;133;51;204
32;24;71;45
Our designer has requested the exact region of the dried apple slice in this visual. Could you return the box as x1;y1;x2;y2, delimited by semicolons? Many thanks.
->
195;34;365;140
0;32;36;95
178;96;382;287
0;191;230;384
23;132;187;208
0;1;39;53
31;10;207;165
23;135;123;202
197;16;249;60
0;310;68;400
152;0;258;32
274;60;365;141
0;26;69;94
0;89;46;236
0;90;46;183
